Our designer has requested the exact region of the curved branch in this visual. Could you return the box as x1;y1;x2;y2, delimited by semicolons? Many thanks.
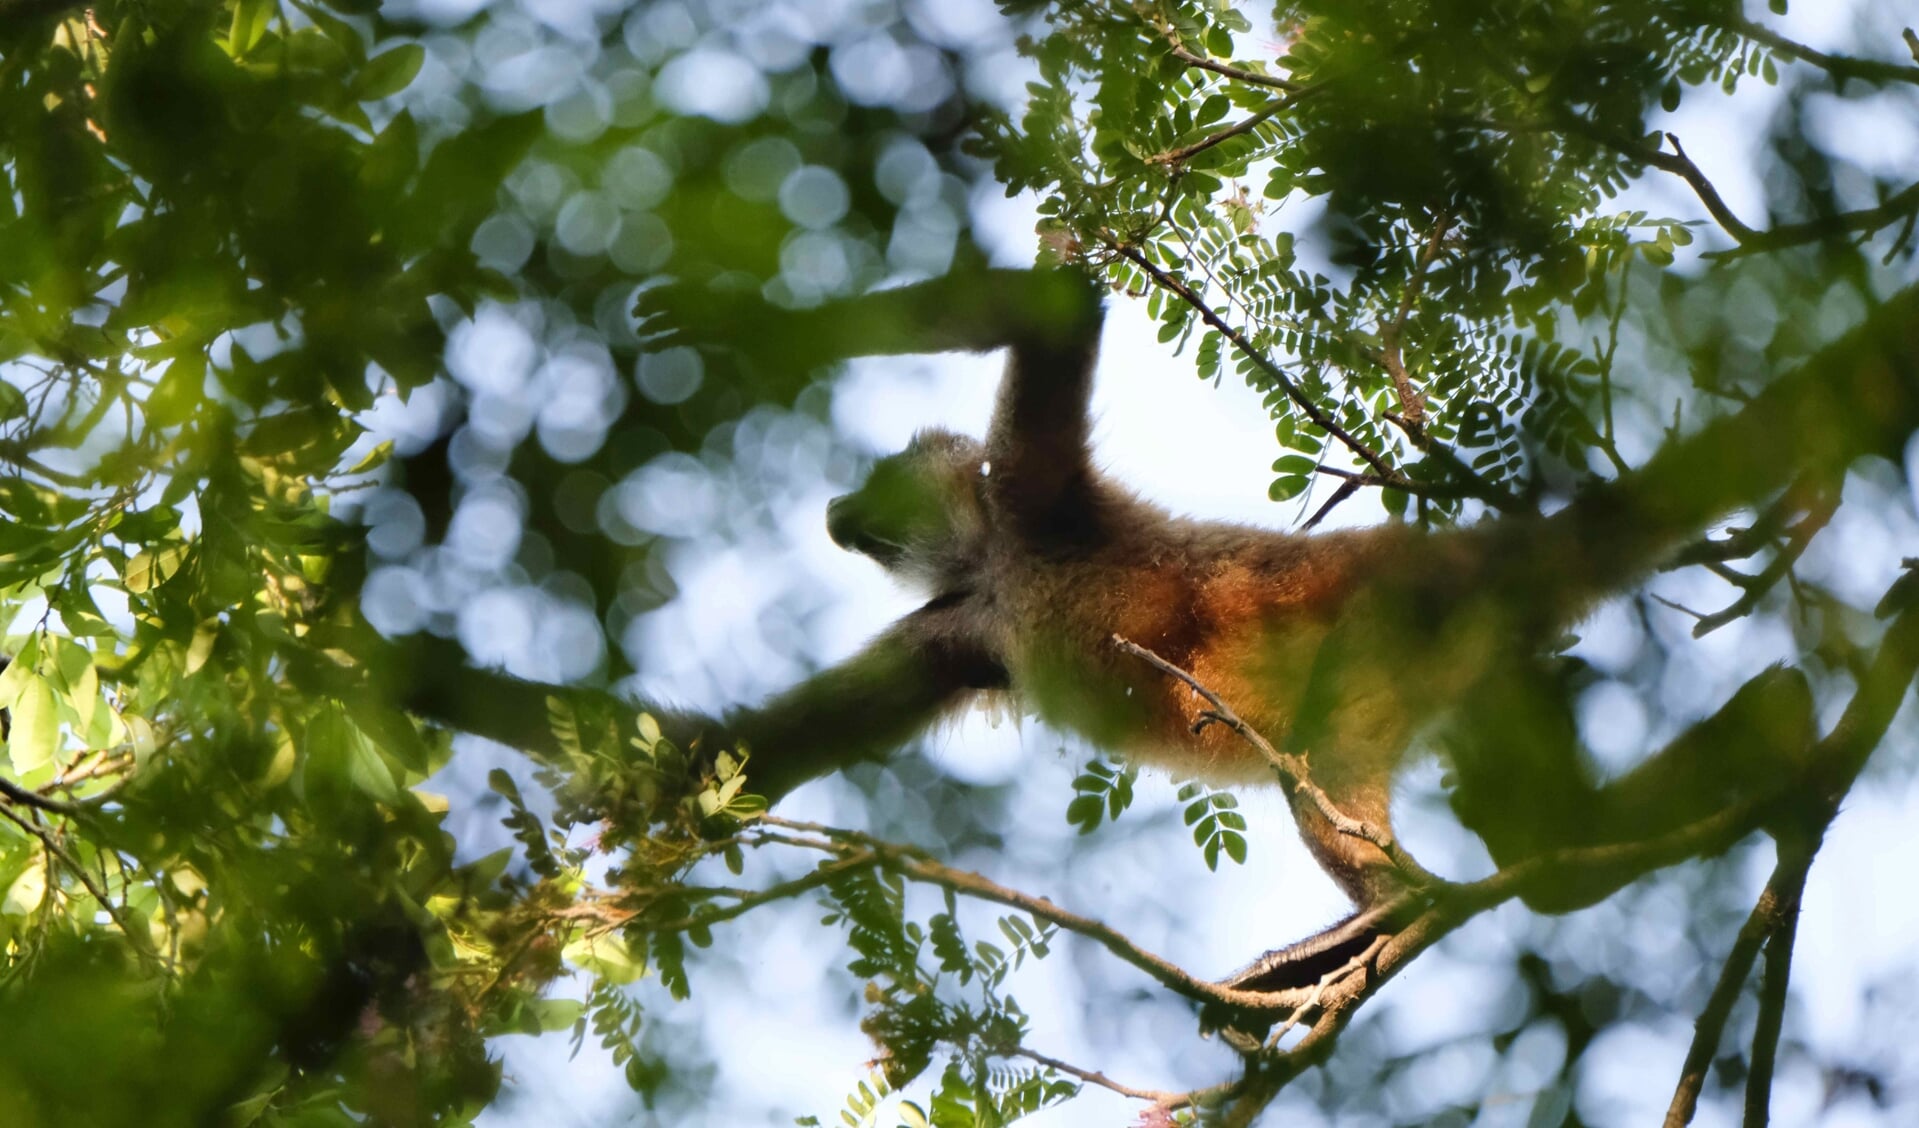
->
1728;16;1919;87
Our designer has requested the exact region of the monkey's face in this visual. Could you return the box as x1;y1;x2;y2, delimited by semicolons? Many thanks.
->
827;429;987;586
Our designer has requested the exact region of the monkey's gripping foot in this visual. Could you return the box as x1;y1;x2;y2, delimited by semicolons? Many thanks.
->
1220;910;1388;994
1200;909;1391;1045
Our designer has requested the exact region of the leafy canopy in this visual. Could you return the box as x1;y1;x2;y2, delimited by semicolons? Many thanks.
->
1;0;1917;1126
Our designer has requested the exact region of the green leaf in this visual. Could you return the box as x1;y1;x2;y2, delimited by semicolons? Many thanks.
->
352;45;426;102
183;621;218;677
351;701;432;773
242;406;337;457
228;0;275;57
1;859;45;918
0;652;30;709
487;767;523;803
1268;474;1308;501
123;544;189;594
530;998;587;1032
1065;794;1104;832
305;705;400;805
9;674;60;773
50;638;97;735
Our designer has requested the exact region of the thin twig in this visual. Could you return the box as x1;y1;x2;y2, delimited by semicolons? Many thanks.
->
1593;260;1634;475
1641;130;1919;252
1661;852;1808;1127
1006;1047;1185;1104
642;853;879;935
0;801;160;967
1380;411;1526;510
1375;214;1453;429
757;817;1321;1013
1115;246;1408;486
1657;133;1760;243
1311;465;1398;489
1729;15;1919;87
1264;932;1388;1049
1744;844;1811;1128
1689;490;1836;636
1166;44;1298;91
1303;478;1360;530
1147;85;1320;167
1527;115;1919;252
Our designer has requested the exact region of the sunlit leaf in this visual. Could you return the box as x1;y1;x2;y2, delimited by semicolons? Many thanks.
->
351;44;425;102
9;674;60;773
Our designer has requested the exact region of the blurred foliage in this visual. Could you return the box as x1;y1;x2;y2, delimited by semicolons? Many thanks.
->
0;0;1916;1125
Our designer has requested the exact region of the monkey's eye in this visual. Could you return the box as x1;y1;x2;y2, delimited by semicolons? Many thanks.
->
979;460;992;478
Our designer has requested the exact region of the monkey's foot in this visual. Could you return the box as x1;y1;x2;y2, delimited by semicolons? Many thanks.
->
1200;912;1390;1046
1218;911;1386;994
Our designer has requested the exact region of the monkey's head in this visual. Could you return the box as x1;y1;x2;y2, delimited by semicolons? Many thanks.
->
827;428;988;589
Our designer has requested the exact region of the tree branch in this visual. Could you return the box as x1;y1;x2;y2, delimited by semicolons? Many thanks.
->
1744;843;1811;1128
1147;93;1303;167
1375;213;1453;430
1006;1046;1186;1105
1662;847;1813;1128
1224;599;1919;1120
1634;130;1919;252
749;816;1322;1012
1165;44;1298;91
1728;16;1919;87
0;775;86;817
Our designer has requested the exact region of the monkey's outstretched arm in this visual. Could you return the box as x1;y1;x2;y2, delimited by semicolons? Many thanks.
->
980;272;1107;537
644;267;1102;374
650;264;1110;533
403;603;1004;807
715;603;1007;802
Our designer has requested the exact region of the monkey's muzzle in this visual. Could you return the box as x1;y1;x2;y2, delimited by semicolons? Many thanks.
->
826;494;904;565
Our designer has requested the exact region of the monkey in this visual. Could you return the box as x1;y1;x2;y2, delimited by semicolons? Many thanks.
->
401;265;1919;993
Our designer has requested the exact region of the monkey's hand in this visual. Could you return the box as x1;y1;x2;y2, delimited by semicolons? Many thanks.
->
633;267;1104;380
